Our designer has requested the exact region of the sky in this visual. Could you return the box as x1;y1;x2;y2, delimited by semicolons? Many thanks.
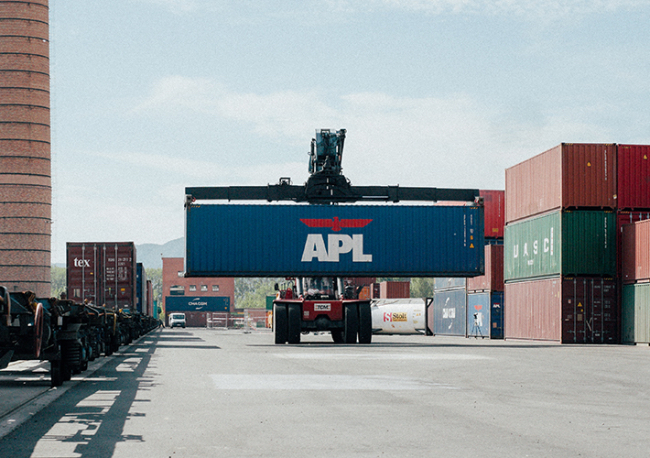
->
47;0;650;264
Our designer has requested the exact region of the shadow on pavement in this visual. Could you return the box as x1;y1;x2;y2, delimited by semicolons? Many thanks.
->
0;329;165;458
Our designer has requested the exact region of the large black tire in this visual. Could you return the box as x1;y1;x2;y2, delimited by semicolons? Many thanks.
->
331;329;344;343
274;304;288;344
358;302;372;344
287;304;301;344
50;360;63;387
62;364;72;382
343;303;358;344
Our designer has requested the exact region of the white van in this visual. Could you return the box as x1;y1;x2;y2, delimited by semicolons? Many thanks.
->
168;313;186;328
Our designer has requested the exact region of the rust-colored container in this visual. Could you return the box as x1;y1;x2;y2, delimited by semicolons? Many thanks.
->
621;219;650;284
0;0;51;297
617;211;650;274
379;281;410;299
505;143;617;224
617;144;650;210
467;244;504;292
505;276;617;343
481;190;505;239
67;242;137;310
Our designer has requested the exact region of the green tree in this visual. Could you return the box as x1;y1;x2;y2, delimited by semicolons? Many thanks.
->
145;268;162;305
409;278;434;298
235;278;283;308
51;266;66;298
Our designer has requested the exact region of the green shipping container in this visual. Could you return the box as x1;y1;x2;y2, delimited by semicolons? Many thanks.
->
505;210;615;280
621;283;650;344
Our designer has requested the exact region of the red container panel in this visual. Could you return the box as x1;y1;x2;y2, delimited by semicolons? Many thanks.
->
506;143;617;223
621;219;650;284
379;281;410;299
506;277;617;343
617;211;650;274
617;144;650;210
467;244;504;292
67;242;137;310
505;278;562;342
480;190;505;239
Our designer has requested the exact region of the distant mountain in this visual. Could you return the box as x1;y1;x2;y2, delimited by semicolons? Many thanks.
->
136;237;185;269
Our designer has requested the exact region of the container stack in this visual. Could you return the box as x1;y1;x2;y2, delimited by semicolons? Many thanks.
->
620;220;650;343
464;190;505;339
429;190;505;338
618;144;650;344
504;144;618;343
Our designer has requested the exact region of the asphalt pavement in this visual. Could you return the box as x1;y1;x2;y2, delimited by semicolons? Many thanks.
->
1;328;649;458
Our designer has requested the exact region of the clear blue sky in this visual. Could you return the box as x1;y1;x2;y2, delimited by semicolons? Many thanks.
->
48;0;650;263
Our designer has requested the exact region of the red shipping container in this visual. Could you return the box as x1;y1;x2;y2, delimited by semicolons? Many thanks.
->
621;219;650;284
467;244;504;292
505;276;617;343
617;144;650;209
506;143;617;223
67;242;137;310
480;190;505;239
617;211;650;273
379;281;410;298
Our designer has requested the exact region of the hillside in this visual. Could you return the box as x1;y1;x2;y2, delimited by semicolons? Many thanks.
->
136;237;185;269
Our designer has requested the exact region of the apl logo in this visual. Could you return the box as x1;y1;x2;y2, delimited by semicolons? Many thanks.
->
300;217;373;263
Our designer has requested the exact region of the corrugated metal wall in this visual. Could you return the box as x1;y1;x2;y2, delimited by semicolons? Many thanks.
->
0;0;51;297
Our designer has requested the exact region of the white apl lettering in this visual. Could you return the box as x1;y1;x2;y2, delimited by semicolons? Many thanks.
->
74;258;91;268
301;234;372;262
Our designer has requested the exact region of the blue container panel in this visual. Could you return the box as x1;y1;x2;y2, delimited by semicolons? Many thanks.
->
466;292;504;339
490;292;504;339
467;293;491;338
186;204;484;277
165;296;230;313
433;288;467;336
434;277;467;291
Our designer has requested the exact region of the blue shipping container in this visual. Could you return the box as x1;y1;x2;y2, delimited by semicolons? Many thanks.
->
467;292;504;339
185;204;484;277
432;288;467;336
165;296;230;313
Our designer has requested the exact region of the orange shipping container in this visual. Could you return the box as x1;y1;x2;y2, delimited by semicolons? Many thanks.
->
505;143;617;224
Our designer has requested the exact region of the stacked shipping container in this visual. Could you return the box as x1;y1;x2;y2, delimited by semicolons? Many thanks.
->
505;144;650;343
430;190;506;338
617;145;650;345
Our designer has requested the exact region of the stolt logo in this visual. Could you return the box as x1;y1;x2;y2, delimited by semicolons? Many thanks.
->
73;258;91;268
300;217;373;262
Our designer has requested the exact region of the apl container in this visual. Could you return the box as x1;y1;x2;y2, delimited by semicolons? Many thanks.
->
467;244;504;292
432;288;467;336
617;144;650;210
504;210;616;281
467;292;503;339
621;219;650;284
505;276;617;343
505;143;617;224
621;283;650;344
185;204;484;277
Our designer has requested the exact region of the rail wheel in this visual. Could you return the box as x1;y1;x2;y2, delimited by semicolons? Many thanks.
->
33;302;44;359
274;304;288;344
287;304;301;344
343;303;358;344
358;302;372;344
